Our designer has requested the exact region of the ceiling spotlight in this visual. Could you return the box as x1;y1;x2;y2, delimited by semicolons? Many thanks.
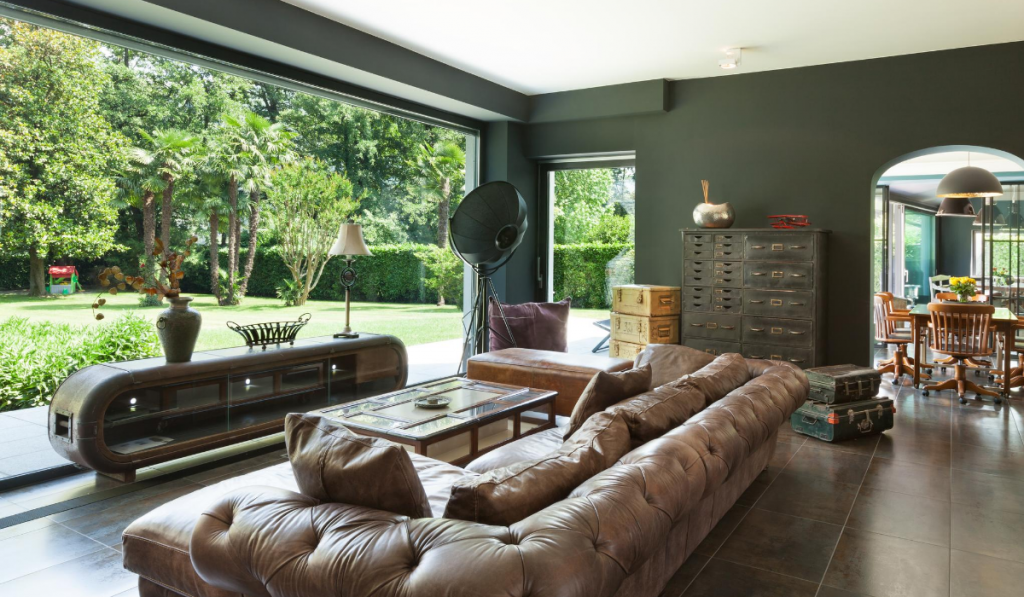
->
719;48;742;70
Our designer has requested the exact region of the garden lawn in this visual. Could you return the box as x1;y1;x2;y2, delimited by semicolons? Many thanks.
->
0;292;464;351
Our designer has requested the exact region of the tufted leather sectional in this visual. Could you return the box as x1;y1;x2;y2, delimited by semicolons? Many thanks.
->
122;353;808;597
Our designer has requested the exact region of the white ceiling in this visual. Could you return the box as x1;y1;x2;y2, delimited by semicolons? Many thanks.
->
281;0;1024;94
881;151;1024;206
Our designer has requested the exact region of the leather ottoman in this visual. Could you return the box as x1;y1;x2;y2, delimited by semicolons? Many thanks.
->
467;348;633;416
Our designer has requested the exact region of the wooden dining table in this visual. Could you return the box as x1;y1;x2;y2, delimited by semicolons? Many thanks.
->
906;304;1018;398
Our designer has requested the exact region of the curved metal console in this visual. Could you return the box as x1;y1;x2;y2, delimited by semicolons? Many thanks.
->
48;334;408;481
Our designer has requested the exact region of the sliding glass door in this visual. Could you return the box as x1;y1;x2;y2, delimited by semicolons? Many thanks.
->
872;186;936;303
903;209;936;303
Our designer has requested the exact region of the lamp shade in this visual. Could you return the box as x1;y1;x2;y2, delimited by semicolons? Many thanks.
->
936;197;977;218
973;203;1006;227
937;166;1004;198
449;181;527;274
328;223;372;257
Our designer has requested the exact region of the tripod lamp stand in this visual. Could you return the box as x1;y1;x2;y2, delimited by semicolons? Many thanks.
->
329;221;372;338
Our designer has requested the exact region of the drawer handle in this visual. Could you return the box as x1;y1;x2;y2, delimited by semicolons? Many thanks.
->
713;289;723;294
714;252;732;257
771;327;783;334
752;245;766;250
791;273;806;278
749;354;764;359
772;271;784;278
716;270;734;275
772;243;784;251
790;302;806;306
704;349;717;355
659;297;675;304
790;330;806;335
720;325;735;330
771;354;783;360
690;323;704;328
790;245;806;250
656;328;672;337
752;272;766;277
790;358;806;364
706;323;718;330
770;299;783;306
751;327;765;332
715;279;731;283
691;302;704;307
749;299;765;304
692;287;705;292
693;243;705;247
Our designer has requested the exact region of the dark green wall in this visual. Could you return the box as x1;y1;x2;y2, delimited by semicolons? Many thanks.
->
522;42;1024;365
938;213;975;277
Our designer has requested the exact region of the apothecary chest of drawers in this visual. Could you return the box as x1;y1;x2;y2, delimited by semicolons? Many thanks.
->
680;228;829;367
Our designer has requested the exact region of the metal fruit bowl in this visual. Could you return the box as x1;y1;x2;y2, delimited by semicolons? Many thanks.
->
227;313;311;349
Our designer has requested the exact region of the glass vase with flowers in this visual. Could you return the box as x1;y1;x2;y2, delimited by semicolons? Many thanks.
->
948;277;978;303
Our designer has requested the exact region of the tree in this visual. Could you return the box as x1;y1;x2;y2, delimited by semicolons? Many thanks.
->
266;159;356;306
553;169;615;244
0;20;127;295
415;245;463;307
208;111;294;304
408;140;466;249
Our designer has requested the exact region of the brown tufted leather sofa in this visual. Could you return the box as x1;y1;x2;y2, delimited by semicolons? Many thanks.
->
123;356;807;597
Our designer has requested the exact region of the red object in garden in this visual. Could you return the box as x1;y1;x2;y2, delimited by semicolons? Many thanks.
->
48;265;78;277
768;215;811;229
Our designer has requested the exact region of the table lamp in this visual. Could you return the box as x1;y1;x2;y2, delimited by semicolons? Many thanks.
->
329;221;372;338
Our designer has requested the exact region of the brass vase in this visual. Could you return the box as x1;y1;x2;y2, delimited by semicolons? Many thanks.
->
156;295;202;363
693;202;736;228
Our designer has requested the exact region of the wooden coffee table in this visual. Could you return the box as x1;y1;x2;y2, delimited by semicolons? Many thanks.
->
315;377;557;466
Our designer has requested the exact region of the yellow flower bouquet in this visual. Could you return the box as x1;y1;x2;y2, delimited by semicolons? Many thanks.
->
948;277;977;302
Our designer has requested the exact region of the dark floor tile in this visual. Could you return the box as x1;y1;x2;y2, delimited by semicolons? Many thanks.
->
715;508;841;582
1;471;124;508
952;423;1024;453
874;434;951;468
59;482;200;546
768;439;802;470
823;528;949;597
846;486;950;547
693;505;749;557
951;443;1024;480
681;558;818;597
951;504;1024;563
0;517;53;542
950;549;1024;597
0;547;135;597
861;458;950;500
951;468;1024;515
660;553;709;597
734;470;773;507
816;586;871;597
47;478;200;523
0;524;104;584
801;435;880;457
755;472;859;525
783;445;872;485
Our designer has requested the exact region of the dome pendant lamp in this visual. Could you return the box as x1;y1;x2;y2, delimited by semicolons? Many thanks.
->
936;152;1004;218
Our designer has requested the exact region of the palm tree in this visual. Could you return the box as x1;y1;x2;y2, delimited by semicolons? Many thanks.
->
408;140;466;249
208;111;294;304
177;172;226;303
114;151;164;301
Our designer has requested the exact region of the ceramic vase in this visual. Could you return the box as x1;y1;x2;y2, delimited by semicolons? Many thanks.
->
157;295;202;363
693;202;736;228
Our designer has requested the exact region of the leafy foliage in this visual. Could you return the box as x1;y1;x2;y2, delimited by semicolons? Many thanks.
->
414;246;463;307
0;313;161;411
553;243;634;308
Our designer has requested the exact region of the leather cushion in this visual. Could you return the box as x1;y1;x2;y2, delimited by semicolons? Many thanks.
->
563;364;652;440
465;425;566;474
608;383;707;447
635;344;716;388
285;413;431;518
443;411;631;526
489;297;571;351
673;353;751;406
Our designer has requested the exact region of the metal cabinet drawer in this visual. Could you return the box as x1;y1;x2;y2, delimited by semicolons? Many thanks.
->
742;290;813;318
741;345;813;368
684;260;712;277
684;291;711;312
711;287;741;299
712;242;741;260
712;294;742;314
742;316;813;348
684;338;742;358
683;313;741;341
685;233;713;244
744;234;814;261
743;262;813;289
684;242;713;259
714;233;742;243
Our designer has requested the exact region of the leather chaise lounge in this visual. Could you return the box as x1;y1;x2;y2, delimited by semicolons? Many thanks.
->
121;345;809;597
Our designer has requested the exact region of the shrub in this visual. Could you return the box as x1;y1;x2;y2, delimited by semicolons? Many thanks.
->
554;243;634;308
0;255;31;291
0;313;162;412
414;245;463;306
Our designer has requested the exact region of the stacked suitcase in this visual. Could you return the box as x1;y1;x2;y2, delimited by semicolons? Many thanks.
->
790;364;895;442
608;284;681;361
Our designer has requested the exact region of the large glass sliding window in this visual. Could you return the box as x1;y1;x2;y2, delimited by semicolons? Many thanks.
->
902;208;936;303
972;183;1024;313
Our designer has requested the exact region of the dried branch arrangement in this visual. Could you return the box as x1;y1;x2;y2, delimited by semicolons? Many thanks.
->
92;236;198;320
701;179;711;204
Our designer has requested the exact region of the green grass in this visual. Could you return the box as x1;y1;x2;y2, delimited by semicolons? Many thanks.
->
0;292;463;350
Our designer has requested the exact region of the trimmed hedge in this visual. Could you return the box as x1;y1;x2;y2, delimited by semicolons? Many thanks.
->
181;243;461;305
0;255;32;291
554;243;634;308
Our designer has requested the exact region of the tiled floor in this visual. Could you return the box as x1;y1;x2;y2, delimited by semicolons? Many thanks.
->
1;348;1022;597
0;406;68;480
663;349;1024;597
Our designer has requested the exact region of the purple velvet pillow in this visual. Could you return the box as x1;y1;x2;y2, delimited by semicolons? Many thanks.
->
489;297;571;351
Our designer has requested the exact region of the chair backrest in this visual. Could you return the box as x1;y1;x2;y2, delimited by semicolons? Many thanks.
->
873;294;897;341
927;302;995;356
934;292;988;302
929;275;951;301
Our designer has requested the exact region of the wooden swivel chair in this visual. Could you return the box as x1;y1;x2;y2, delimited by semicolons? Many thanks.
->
874;294;925;382
876;292;918;368
993;319;1024;389
923;302;1001;404
932;292;993;372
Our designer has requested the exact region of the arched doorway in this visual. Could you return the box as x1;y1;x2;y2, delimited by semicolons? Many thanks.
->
868;145;1024;363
